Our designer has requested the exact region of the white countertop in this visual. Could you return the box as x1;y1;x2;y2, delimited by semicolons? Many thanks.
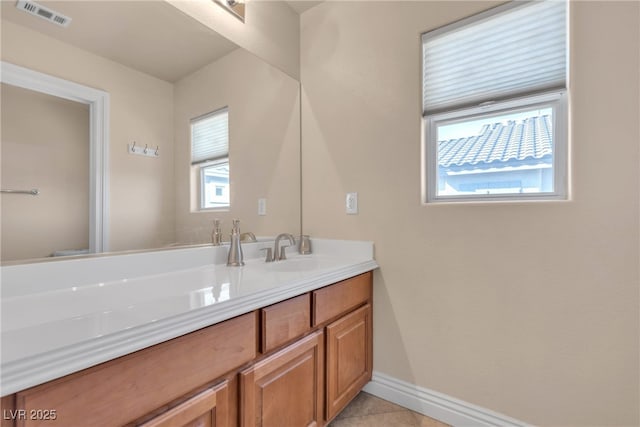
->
1;239;377;396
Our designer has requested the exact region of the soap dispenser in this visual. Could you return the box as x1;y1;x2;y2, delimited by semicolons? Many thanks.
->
226;219;245;266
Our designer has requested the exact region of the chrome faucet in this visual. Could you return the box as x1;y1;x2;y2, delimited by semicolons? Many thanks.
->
273;233;295;261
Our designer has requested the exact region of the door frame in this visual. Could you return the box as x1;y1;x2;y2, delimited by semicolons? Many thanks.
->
1;61;110;253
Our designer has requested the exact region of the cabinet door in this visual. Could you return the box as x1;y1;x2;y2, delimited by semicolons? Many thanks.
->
139;380;229;427
325;304;372;421
15;312;256;427
240;331;323;427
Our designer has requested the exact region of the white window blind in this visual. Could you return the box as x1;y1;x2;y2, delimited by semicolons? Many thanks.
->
422;0;567;115
191;107;229;165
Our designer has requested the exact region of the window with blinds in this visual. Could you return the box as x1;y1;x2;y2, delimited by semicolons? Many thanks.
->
191;107;230;209
422;0;568;203
191;108;229;165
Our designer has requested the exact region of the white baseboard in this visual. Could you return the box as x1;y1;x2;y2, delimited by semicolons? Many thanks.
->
363;371;531;427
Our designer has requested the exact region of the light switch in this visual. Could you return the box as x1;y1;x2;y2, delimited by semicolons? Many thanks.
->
258;198;267;216
346;192;358;214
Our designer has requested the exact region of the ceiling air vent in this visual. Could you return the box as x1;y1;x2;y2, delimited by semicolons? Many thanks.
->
16;0;72;28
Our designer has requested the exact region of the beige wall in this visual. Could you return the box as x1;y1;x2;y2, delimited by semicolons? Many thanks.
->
1;14;302;257
167;0;300;79
1;21;176;253
174;48;301;242
301;1;639;425
1;84;89;260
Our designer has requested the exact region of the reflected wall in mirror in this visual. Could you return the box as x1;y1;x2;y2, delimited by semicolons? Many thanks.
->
174;44;300;245
1;83;89;261
1;60;109;262
0;0;301;264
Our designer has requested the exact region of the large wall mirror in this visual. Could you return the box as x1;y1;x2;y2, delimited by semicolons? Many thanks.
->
0;0;301;264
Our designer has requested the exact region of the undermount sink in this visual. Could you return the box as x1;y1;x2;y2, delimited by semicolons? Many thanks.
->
267;256;320;272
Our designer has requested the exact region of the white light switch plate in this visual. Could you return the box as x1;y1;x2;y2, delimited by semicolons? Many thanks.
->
258;198;267;216
346;192;358;214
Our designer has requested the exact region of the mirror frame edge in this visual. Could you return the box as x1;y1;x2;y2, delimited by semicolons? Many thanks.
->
0;61;110;254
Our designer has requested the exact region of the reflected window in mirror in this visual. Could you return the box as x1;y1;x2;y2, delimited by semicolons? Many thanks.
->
191;107;230;210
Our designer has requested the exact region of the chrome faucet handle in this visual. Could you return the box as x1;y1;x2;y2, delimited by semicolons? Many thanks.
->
260;247;274;262
279;245;290;261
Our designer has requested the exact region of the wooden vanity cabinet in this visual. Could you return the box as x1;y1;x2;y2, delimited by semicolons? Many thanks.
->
13;312;257;427
312;272;373;424
3;272;374;427
240;272;373;427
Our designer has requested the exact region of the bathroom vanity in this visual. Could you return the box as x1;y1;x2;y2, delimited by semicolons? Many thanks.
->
0;239;377;427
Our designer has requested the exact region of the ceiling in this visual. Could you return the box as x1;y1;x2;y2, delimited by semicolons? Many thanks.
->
285;1;323;14
1;1;239;83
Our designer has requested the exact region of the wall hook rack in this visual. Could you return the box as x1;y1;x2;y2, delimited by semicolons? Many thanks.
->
128;141;159;158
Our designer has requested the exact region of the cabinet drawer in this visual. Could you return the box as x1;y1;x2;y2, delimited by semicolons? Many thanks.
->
312;272;372;326
15;312;257;427
139;380;228;427
261;293;311;353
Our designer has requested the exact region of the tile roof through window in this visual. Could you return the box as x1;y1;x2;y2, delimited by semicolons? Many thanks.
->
438;115;553;170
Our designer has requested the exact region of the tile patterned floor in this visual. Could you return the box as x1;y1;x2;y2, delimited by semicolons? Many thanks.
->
329;392;450;427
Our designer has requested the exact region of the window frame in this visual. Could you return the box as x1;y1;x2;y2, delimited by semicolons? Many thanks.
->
423;90;568;204
421;0;569;204
190;106;230;212
198;158;230;211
